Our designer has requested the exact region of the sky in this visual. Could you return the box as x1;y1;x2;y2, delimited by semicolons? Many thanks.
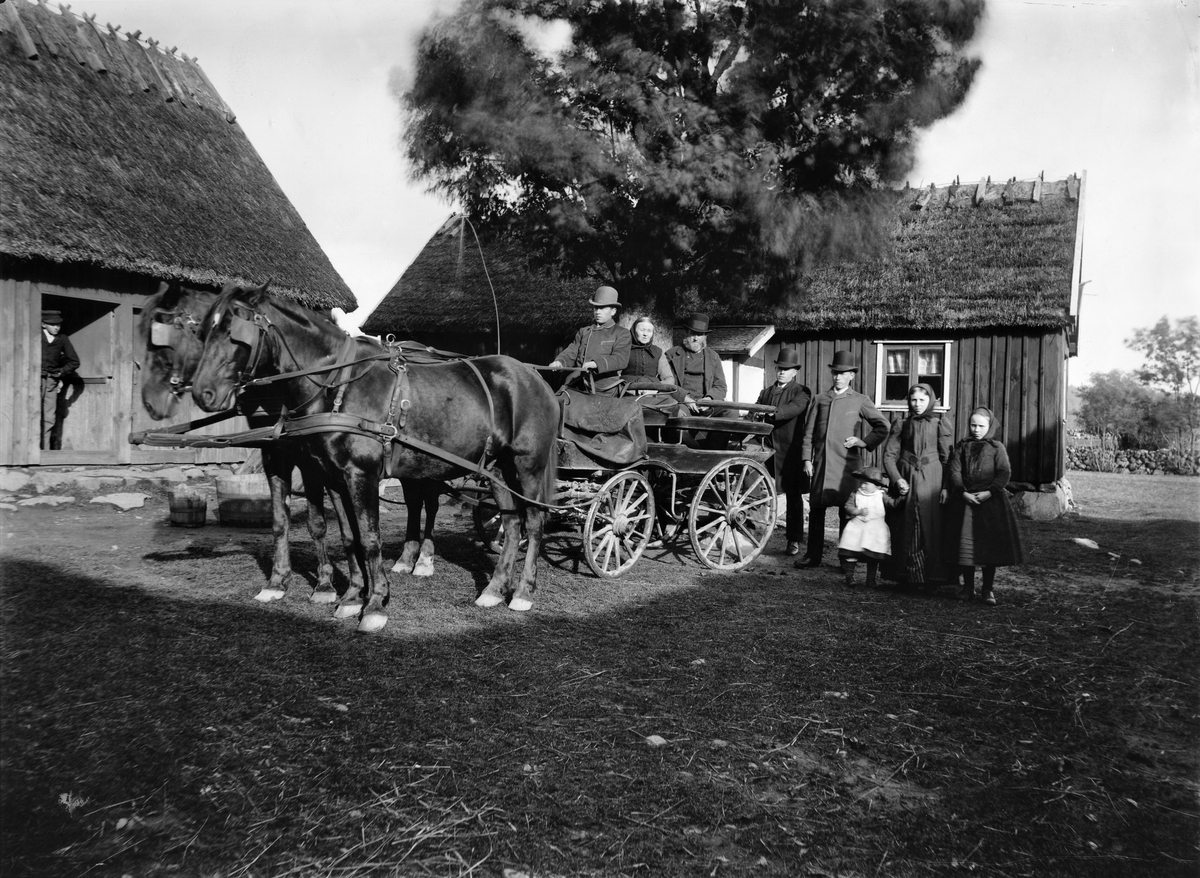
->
56;0;1200;387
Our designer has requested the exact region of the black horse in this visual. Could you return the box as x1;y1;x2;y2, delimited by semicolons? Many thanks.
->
138;281;353;604
189;283;560;633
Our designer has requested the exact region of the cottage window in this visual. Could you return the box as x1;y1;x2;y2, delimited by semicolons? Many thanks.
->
873;341;953;411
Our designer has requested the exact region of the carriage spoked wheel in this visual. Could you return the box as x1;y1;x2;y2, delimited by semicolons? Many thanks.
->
472;498;528;554
583;470;656;579
688;457;776;571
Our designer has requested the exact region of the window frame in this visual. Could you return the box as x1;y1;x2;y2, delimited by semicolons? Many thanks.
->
872;340;954;413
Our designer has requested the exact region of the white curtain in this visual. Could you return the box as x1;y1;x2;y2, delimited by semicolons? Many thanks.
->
917;348;943;376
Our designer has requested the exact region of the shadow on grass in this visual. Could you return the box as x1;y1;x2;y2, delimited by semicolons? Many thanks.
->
2;516;1198;877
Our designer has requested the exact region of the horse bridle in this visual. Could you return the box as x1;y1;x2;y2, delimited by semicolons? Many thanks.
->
148;309;203;394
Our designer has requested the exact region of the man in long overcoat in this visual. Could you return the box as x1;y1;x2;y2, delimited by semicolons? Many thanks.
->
755;348;811;555
798;350;890;567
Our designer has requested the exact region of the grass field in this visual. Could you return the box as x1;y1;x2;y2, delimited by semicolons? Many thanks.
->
1;470;1196;877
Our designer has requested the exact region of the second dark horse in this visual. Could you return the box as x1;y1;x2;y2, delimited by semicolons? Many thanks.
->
190;283;560;633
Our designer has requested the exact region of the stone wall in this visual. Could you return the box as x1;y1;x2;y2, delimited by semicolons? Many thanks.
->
1066;447;1200;476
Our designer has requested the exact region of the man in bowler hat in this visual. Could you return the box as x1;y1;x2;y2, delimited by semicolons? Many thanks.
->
40;309;80;450
796;350;889;567
549;285;631;396
755;348;812;555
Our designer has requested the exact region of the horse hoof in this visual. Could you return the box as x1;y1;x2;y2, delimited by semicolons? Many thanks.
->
333;603;362;620
508;597;533;612
309;589;337;605
412;558;435;577
357;613;388;634
389;560;413;574
474;592;504;608
254;588;286;603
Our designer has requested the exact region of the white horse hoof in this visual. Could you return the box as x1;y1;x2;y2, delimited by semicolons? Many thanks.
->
412;557;435;577
389;560;412;574
508;597;533;612
474;592;504;608
309;589;337;605
357;613;388;634
254;588;286;603
333;603;362;620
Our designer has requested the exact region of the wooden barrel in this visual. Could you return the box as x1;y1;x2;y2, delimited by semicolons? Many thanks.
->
215;474;273;527
168;489;208;527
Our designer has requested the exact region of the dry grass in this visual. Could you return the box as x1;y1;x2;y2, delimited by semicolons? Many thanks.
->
1;471;1196;877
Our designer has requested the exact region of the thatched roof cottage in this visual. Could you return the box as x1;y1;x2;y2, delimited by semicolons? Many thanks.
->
0;0;354;465
364;174;1085;498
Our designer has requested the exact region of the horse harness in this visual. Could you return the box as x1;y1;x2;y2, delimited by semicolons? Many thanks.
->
157;302;502;482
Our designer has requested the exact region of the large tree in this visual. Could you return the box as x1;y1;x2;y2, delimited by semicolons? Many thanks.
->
1127;316;1200;452
400;0;984;313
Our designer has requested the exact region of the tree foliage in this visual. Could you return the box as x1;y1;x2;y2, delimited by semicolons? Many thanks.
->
399;0;984;312
1077;371;1154;449
1127;316;1200;451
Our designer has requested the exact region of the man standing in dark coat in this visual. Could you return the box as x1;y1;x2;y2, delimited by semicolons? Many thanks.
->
40;309;80;450
797;350;889;568
756;348;812;555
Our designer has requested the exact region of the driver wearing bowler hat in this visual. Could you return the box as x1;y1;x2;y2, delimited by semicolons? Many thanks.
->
549;285;631;396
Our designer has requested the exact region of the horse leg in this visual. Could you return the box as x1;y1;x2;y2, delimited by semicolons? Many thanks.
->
475;481;518;608
412;482;439;577
300;465;338;604
331;475;368;621
256;449;294;603
508;467;552;612
390;478;424;575
342;462;390;634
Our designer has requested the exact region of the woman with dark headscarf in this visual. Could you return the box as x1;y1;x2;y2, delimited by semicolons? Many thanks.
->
883;383;953;586
943;407;1025;605
624;316;674;387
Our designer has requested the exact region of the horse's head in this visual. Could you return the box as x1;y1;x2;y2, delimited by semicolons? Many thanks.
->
191;281;273;412
138;282;217;420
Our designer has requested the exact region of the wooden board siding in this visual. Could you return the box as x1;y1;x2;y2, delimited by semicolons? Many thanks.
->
1;277;249;466
762;329;1068;486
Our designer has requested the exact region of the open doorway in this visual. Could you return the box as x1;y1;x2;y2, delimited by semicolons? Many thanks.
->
40;294;119;456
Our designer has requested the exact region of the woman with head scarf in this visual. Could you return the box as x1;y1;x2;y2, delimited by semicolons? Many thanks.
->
882;383;953;587
624;316;674;388
943;407;1025;605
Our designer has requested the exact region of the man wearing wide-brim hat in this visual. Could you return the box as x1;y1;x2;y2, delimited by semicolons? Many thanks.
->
796;349;889;568
665;313;727;412
755;348;812;555
39;309;80;450
549;285;631;396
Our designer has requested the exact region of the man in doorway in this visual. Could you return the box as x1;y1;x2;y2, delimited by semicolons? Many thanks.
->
797;350;889;568
40;309;79;450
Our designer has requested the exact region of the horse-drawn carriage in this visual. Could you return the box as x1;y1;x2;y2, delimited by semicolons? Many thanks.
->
131;282;780;631
472;388;779;579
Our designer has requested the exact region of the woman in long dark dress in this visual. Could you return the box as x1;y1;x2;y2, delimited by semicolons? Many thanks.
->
883;383;953;587
943;407;1025;605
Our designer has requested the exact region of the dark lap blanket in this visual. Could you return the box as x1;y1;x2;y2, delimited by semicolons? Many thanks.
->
558;388;648;466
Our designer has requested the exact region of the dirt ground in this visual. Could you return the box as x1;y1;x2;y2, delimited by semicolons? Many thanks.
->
1;470;1197;877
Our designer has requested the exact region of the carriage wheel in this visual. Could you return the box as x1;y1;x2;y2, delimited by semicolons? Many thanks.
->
472;498;528;553
472;499;503;553
583;471;656;579
688;457;776;571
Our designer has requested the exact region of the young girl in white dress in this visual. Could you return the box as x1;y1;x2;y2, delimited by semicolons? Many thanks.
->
837;466;899;587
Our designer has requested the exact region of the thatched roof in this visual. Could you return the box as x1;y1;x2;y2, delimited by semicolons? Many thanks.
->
364;175;1081;338
0;0;354;310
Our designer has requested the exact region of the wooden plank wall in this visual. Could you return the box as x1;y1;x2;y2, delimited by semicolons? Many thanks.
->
0;278;38;465
764;330;1068;486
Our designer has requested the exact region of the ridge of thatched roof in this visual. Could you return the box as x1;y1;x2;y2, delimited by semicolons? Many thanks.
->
362;215;597;338
0;0;354;310
364;175;1081;338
